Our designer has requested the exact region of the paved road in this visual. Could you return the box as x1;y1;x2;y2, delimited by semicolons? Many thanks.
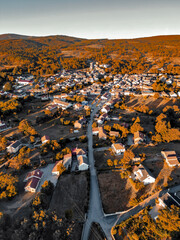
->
82;99;180;240
82;102;119;240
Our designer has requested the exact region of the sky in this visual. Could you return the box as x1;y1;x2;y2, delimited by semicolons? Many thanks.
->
0;0;180;39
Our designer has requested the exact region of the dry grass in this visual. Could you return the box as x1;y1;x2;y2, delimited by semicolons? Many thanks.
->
98;171;136;213
50;172;88;221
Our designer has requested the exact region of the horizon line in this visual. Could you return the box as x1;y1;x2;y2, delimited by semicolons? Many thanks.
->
1;32;180;40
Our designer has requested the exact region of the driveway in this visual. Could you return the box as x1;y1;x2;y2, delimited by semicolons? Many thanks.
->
36;163;58;192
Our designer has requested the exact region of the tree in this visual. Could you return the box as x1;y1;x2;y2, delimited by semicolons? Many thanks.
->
3;82;12;92
9;146;31;170
107;159;113;167
0;136;7;151
41;181;54;196
130;119;144;134
0;172;18;199
92;122;97;128
152;113;180;143
31;194;48;210
57;163;66;175
18;119;37;136
121;149;135;164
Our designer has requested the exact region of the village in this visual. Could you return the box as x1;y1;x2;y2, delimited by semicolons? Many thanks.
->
0;61;180;240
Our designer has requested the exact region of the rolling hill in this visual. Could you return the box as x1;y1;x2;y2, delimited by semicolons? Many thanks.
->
0;34;180;74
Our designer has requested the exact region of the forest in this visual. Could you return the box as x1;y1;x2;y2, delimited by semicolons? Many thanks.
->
0;34;180;75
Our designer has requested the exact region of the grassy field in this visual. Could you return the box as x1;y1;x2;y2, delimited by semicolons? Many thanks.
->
125;96;180;113
98;170;155;214
49;171;89;221
98;171;136;213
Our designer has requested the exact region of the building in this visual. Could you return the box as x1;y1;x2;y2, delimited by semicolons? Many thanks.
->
74;117;86;129
72;147;86;157
41;135;50;144
133;131;144;145
101;106;110;113
72;147;89;171
52;161;63;175
24;169;43;182
169;91;177;98
92;127;99;135
24;169;43;192
161;151;180;167
7;140;22;153
63;153;72;169
159;192;180;208
92;127;107;140
74;103;83;111
131;164;155;185
98;127;107;140
109;131;119;138
77;155;89;171
0;120;10;133
53;99;71;109
112;143;125;155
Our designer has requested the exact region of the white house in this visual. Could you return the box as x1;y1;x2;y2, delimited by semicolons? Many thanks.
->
112;143;125;155
7;140;22;153
131;164;155;185
169;91;177;98
41;135;50;144
77;155;89;171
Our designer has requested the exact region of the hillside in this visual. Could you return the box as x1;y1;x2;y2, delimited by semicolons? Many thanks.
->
0;34;180;74
0;33;34;40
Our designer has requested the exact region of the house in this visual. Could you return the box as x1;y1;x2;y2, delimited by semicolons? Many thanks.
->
18;79;33;85
98;127;107;140
92;127;99;135
74;120;83;129
84;105;90;111
63;153;72;169
24;169;43;192
161;91;169;97
25;177;41;192
161;151;180;167
24;169;43;182
52;161;63;175
41;95;49;101
97;113;108;124
46;104;58;114
72;147;88;171
101;106;110;113
150;191;180;220
112;143;125;155
41;135;50;144
53;99;71;109
101;93;109;100
109;131;119;138
72;147;86;157
77;155;89;171
92;127;107;140
133;131;144;145
74;103;83;111
7;140;22;153
169;91;177;98
131;164;155;185
159;192;180;209
74;117;86;129
0;120;10;133
52;153;72;175
53;93;68;100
